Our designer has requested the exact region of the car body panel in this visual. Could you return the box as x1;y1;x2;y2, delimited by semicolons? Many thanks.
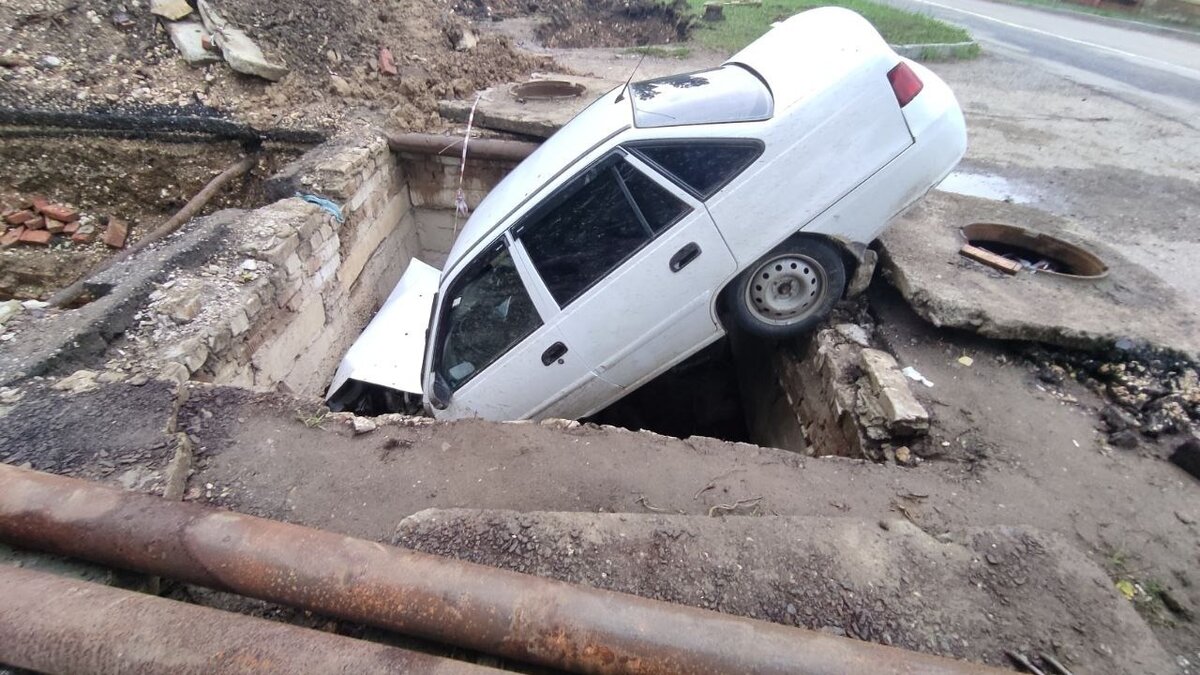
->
326;258;439;397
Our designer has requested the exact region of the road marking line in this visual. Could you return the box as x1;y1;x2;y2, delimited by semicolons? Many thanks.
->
908;0;1200;80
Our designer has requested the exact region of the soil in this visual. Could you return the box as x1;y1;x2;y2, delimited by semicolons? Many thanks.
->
0;137;300;300
0;0;549;133
457;0;694;48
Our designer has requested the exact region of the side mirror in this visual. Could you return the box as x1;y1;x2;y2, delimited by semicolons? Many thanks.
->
428;374;452;411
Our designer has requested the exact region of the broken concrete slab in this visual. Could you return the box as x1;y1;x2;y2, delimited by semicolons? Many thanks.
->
860;348;929;436
438;75;619;139
150;0;193;21
396;509;1177;674
881;191;1200;360
165;20;221;66
197;0;288;81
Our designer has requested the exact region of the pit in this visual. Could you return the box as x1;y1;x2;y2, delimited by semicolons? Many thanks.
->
962;222;1108;278
3;129;910;461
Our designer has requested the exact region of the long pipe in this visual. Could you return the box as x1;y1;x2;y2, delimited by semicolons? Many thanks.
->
0;464;1010;675
388;132;539;162
0;565;498;675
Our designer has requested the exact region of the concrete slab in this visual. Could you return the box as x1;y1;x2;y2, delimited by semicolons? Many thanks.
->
165;20;220;66
439;75;620;138
396;509;1176;674
880;191;1200;360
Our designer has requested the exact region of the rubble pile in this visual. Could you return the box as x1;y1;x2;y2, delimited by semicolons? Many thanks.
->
1026;345;1200;449
1;196;127;250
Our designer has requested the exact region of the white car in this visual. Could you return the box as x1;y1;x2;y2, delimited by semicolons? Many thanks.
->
328;7;967;421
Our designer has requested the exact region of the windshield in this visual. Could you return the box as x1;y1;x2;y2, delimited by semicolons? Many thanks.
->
629;65;773;128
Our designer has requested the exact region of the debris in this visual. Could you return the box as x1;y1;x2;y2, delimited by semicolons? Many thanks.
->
448;26;478;51
38;55;62;69
960;243;1022;275
111;11;135;29
901;366;934;388
0;301;23;325
240;259;259;272
102;218;129;249
297;193;345;223
18;229;52;246
378;46;398;76
1115;579;1136;600
4;210;35;226
1177;510;1197;525
704;3;725;21
197;0;289;81
329;74;354;97
0;54;25;68
834;323;871;347
165;21;221;66
52;370;100;394
1038;653;1075;675
957;355;974;367
34;203;77;223
0;228;20;248
894;446;914;466
860;349;930;436
21;300;49;311
1107;429;1139;449
351;416;378;435
708;496;764;517
1169;437;1200;481
1100;404;1139;432
150;0;194;21
71;224;96;244
158;285;203;324
1005;650;1048;675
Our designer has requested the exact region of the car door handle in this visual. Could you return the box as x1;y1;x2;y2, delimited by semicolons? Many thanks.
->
541;341;568;366
670;242;702;272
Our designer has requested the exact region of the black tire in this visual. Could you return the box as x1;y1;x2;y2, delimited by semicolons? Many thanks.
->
726;235;846;340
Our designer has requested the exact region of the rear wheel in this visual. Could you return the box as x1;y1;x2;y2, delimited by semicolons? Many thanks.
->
728;236;846;339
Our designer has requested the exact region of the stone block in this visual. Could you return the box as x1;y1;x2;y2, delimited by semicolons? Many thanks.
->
859;349;929;436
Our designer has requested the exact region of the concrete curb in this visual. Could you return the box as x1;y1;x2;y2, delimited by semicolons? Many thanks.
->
891;40;980;61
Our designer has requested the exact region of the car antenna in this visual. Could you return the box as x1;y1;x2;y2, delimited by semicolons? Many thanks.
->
614;52;647;104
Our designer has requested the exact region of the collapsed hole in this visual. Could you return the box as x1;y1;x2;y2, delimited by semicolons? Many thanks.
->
962;222;1108;278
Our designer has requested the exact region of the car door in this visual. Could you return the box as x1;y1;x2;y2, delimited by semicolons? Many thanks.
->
429;238;619;421
513;151;738;396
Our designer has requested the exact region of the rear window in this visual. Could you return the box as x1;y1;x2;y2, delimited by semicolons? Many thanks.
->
629;65;773;128
628;140;763;199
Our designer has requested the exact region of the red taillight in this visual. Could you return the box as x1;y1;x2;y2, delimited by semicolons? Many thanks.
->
887;62;924;108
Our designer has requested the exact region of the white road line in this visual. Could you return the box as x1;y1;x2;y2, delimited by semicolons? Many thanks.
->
908;0;1200;80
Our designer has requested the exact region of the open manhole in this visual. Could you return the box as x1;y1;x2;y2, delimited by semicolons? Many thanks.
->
962;223;1108;279
510;80;587;102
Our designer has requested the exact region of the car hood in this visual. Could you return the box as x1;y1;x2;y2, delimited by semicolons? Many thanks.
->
326;259;440;399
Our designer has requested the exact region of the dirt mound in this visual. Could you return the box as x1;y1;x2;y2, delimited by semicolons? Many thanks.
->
0;0;547;133
457;0;694;48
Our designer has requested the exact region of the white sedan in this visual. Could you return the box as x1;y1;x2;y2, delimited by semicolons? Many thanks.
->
329;7;967;421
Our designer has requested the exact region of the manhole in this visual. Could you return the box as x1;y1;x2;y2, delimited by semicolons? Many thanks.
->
961;223;1108;279
510;80;586;102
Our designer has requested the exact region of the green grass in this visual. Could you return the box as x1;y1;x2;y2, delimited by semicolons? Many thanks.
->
625;45;695;58
682;0;973;53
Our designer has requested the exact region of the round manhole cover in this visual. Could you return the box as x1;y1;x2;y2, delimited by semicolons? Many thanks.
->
962;223;1108;279
510;80;586;102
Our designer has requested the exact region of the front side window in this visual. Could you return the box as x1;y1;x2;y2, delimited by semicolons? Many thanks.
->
517;156;691;307
436;244;541;391
628;140;763;199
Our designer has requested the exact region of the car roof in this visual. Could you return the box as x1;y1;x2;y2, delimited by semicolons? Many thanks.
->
442;85;630;277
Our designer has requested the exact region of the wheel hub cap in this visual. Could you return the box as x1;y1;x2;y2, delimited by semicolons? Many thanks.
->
745;254;825;325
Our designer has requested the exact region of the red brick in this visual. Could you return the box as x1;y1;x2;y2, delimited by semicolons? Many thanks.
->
18;229;52;245
4;210;35;226
45;218;66;234
39;204;79;222
24;195;47;211
63;221;80;235
0;227;23;248
71;228;95;244
24;216;46;230
102;218;128;249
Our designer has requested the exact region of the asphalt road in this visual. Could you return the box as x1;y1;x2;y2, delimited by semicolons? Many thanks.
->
882;0;1200;115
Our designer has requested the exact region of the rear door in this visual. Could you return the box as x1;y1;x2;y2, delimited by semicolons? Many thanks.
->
514;151;737;396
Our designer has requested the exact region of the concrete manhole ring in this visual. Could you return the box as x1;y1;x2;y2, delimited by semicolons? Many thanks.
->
961;222;1109;279
510;80;587;102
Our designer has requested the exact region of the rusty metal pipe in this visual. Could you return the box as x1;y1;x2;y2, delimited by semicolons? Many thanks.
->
0;564;498;675
0;465;1011;675
387;132;539;162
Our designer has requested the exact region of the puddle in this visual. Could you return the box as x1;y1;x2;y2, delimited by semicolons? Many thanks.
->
936;171;1037;204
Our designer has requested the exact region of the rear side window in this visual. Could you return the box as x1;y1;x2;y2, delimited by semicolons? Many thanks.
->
436;244;542;391
628;141;763;199
517;155;692;307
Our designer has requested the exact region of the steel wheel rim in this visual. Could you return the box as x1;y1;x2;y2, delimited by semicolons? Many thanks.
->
744;253;826;326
